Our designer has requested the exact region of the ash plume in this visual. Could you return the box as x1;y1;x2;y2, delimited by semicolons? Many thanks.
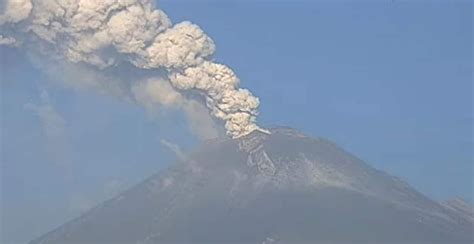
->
0;0;264;138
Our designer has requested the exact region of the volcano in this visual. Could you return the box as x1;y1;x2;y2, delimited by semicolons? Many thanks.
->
31;127;473;243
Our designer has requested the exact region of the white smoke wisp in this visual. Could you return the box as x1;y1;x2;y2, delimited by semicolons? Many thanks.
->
24;89;72;171
160;139;187;162
0;0;266;138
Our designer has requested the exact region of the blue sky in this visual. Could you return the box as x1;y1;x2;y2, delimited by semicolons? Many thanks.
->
1;1;472;243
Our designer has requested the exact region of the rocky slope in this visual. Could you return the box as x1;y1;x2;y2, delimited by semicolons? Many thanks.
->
31;127;473;243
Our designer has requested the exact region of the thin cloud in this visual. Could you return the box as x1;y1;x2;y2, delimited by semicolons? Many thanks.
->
24;89;72;172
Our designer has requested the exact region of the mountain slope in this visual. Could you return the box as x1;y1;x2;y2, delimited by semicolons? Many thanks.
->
31;127;473;243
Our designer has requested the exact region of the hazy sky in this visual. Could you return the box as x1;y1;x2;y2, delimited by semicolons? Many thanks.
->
1;1;472;243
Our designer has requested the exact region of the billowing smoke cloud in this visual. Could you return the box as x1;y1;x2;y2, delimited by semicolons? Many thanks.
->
0;0;265;138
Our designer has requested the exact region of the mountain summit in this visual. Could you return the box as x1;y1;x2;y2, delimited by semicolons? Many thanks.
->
31;127;473;243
